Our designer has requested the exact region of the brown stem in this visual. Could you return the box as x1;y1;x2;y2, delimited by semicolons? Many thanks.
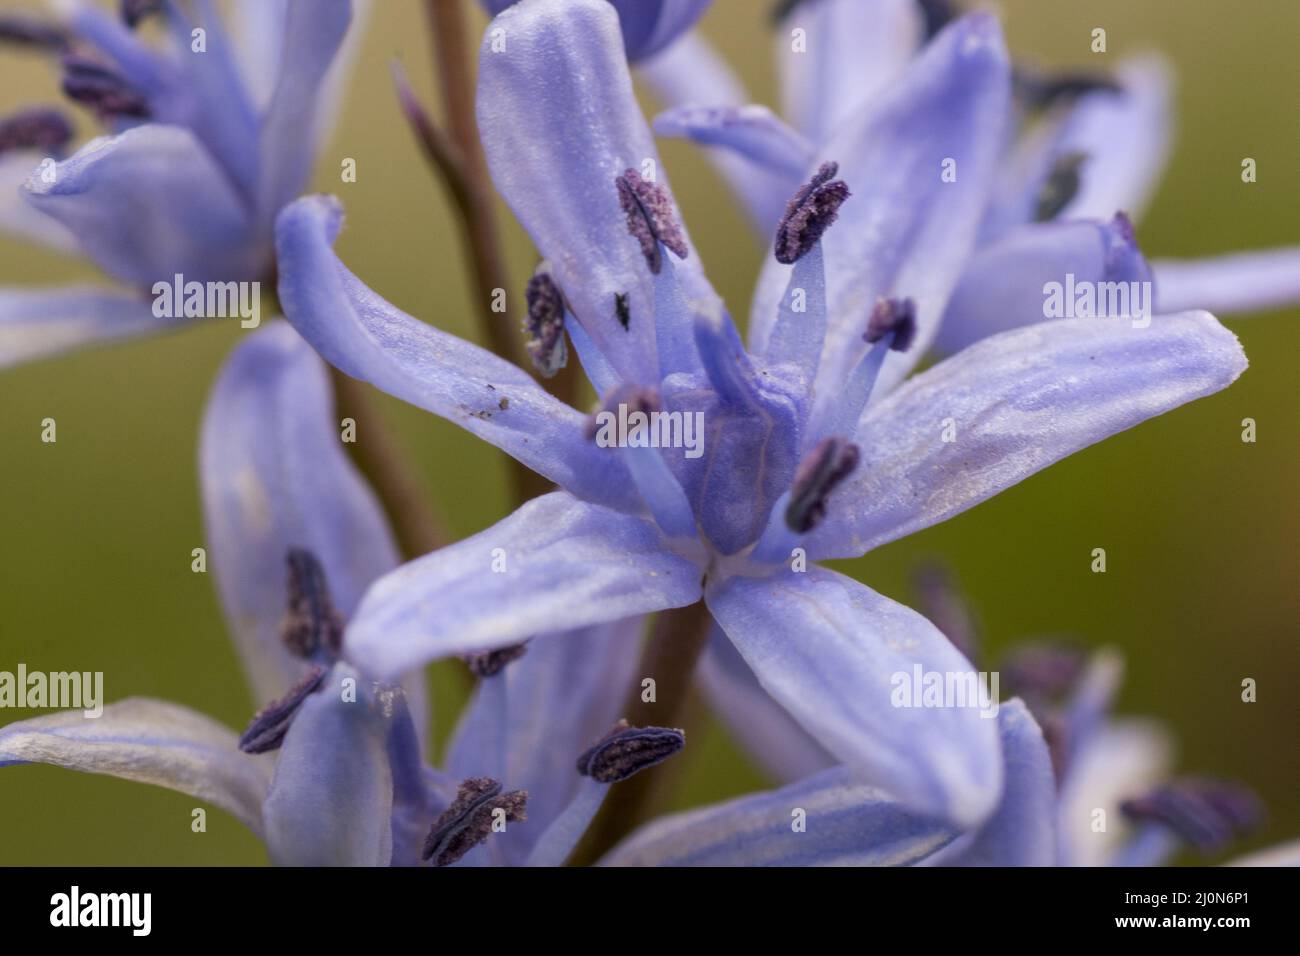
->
329;366;445;561
417;0;560;503
568;600;714;865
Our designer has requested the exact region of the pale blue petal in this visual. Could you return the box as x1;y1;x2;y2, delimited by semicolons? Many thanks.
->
1153;247;1300;315
346;492;703;681
750;13;1012;407
0;285;183;370
774;0;924;144
600;765;958;866
199;322;404;709
925;700;1057;866
934;217;1152;354
0;152;78;253
482;0;710;61
229;0;290;108
255;0;353;217
1057;718;1172;867
262;666;393;866
275;195;640;512
447;619;644;862
706;566;1003;826
1226;839;1300;867
476;0;719;384
698;624;836;784
0;698;271;836
808;312;1248;560
22;126;263;287
162;0;261;204
653;103;814;178
524;777;609;866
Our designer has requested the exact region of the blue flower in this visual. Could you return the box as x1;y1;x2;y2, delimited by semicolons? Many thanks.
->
603;644;1285;867
275;0;1247;828
0;322;676;866
480;0;712;60
0;0;361;369
648;0;1300;355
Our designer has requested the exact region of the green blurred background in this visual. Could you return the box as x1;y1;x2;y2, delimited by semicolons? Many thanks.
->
1;0;1296;864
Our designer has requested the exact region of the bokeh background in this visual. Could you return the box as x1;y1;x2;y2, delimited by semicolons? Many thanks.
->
1;0;1297;865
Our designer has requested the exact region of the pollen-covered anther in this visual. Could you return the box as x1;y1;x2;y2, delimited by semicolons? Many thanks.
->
121;0;165;29
0;108;73;157
61;54;151;119
583;384;662;440
280;548;345;661
422;777;528;867
464;642;529;678
785;437;860;533
576;719;686;783
238;665;327;754
864;297;917;352
774;161;850;265
1120;778;1264;853
616;168;688;274
0;16;70;51
523;272;567;378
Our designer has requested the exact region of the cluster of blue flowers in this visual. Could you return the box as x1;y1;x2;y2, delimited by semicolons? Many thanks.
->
1;0;1296;866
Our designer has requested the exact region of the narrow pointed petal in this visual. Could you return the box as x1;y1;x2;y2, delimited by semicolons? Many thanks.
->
751;13;1012;402
653;104;814;178
446;619;643;863
262;666;394;866
156;0;260;204
1153;247;1300;315
934;217;1151;355
808;312;1248;560
925;700;1057;866
1058;719;1172;867
476;0;718;384
228;0;290;108
524;777;609;866
0;699;271;835
698;624;836;784
255;0;352;218
601;764;957;866
775;0;924;145
639;30;795;233
275;195;639;512
346;492;702;681
0;285;180;370
0;152;78;253
199;322;404;709
22;125;261;287
706;566;1002;826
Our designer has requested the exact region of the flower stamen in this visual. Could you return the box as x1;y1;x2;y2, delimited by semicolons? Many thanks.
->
616;168;688;275
238;665;327;754
281;548;345;662
523;272;567;377
785;437;860;533
774;161;850;265
0;108;74;157
422;777;528;867
576;719;686;783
